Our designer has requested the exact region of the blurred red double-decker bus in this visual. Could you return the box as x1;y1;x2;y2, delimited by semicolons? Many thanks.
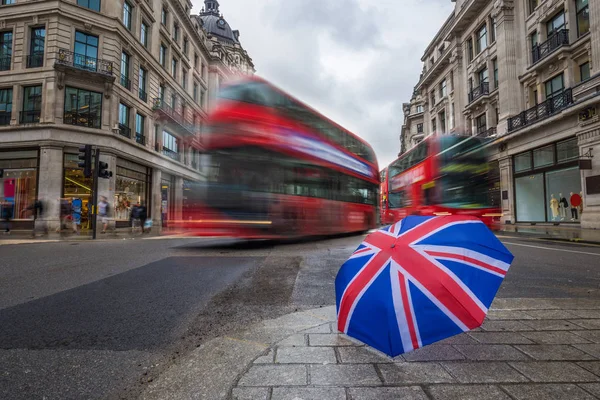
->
380;135;501;228
176;77;380;238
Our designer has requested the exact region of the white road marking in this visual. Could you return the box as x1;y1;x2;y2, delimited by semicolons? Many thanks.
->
502;241;600;256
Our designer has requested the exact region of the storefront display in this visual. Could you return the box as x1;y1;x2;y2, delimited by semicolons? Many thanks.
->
513;138;582;223
0;150;38;221
64;153;92;230
115;160;149;222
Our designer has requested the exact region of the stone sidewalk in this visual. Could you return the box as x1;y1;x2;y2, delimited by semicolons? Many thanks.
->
142;298;600;400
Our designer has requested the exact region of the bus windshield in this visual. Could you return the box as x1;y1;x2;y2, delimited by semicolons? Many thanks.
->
436;136;492;208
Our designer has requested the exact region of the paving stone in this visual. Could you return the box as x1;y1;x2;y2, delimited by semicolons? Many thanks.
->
310;364;381;386
309;334;360;347
271;387;346;400
338;346;392;363
441;362;528;383
486;310;535;320
378;362;454;384
437;333;478;345
237;365;307;386
278;334;307;347
453;345;530;361
509;361;600;383
524;320;586;331
501;383;596;400
428;384;511;400
544;299;600;310
569;320;600;329
515;345;595;361
232;387;269;400
579;383;600;397
491;298;557;310
578;361;600;376
349;386;428;400
276;346;336;364
301;324;332;334
521;331;591;344
575;344;600;358
402;345;465;361
480;320;535;332
573;330;600;343
254;349;274;364
303;306;337;321
469;332;533;344
526;310;581;320
573;310;600;319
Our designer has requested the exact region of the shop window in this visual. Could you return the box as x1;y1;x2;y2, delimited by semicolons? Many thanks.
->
0;153;37;221
576;0;589;38
115;166;148;221
545;73;564;99
515;173;545;221
545;167;582;221
63;153;93;230
557;138;579;162
533;145;554;168
64;86;102;128
514;152;532;173
580;62;590;82
77;0;100;12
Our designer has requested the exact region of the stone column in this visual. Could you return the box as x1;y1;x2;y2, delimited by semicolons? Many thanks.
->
38;146;63;233
151;167;162;233
494;1;522;135
499;155;514;224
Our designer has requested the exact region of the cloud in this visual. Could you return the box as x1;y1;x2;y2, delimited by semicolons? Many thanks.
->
193;0;454;167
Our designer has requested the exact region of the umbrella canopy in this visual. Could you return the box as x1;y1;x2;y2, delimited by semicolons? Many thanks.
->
335;215;514;357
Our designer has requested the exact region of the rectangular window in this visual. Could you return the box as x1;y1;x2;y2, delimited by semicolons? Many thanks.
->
476;113;487;134
136;113;145;136
74;31;99;71
171;57;177;78
439;111;446;132
431;118;437;132
120;52;130;89
0;31;13;71
118;103;130;139
183;38;188;55
200;90;205;108
580;62;590;82
64;86;102;128
491;18;496;43
159;44;166;67
478;67;489;84
514;152;532;173
547;11;566;37
557;138;579;162
161;7;167;25
21;85;42;123
439;79;447;98
0;88;13;126
193;83;198;102
468;77;473;91
417;123;423;133
529;0;538;14
163;130;178;153
173;24;179;42
1;0;16;4
450;102;455;130
27;27;45;68
467;38;473;62
533;145;554;168
158;84;165;103
123;1;132;30
476;24;487;53
416;105;423;113
77;0;100;12
194;54;199;69
140;21;148;47
545;73;564;99
577;0;590;37
171;94;176;109
138;67;147;101
493;59;498;89
182;68;187;90
430;91;435;105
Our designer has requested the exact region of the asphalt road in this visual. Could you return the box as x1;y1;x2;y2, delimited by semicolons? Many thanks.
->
0;233;599;399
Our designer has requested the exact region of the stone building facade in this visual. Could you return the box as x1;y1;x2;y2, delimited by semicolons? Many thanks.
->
400;0;600;229
0;0;253;232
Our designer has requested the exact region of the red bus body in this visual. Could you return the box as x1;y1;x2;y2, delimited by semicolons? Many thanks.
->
176;77;380;239
380;136;501;229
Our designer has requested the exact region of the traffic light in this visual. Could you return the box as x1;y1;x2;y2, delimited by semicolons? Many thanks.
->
78;145;92;178
98;161;113;179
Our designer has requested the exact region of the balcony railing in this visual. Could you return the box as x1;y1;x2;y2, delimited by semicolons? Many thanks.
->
120;75;131;90
135;134;146;145
508;88;573;132
162;147;180;161
532;29;569;65
153;98;197;135
477;127;497;138
468;82;489;103
0;56;11;71
118;123;131;138
139;89;147;102
26;53;44;68
0;110;10;126
63;112;101;128
55;49;113;76
20;110;41;124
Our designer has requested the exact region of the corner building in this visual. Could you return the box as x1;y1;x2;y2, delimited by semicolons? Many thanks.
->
0;0;253;231
400;0;600;229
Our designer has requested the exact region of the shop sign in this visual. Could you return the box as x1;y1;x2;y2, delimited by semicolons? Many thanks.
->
587;175;600;195
579;159;592;170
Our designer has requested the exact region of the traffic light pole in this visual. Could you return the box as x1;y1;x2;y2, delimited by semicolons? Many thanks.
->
91;148;100;240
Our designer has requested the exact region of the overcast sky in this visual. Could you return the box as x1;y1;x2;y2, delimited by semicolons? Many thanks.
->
192;0;454;168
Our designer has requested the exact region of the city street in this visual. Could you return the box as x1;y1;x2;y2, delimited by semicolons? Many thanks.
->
1;233;600;399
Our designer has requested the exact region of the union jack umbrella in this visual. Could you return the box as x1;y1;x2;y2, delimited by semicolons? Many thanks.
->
335;215;514;357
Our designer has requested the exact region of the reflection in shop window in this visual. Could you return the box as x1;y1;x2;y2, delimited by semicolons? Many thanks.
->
514;152;532;173
64;153;93;229
557;138;579;163
515;173;545;222
533;145;554;169
114;171;147;221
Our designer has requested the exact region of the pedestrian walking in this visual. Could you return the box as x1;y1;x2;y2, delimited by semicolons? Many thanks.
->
98;196;110;234
138;202;147;234
71;197;82;234
23;198;48;237
1;201;13;234
130;203;141;233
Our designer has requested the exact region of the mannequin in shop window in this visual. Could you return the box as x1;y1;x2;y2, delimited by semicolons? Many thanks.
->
550;194;559;221
559;193;568;221
570;192;582;221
